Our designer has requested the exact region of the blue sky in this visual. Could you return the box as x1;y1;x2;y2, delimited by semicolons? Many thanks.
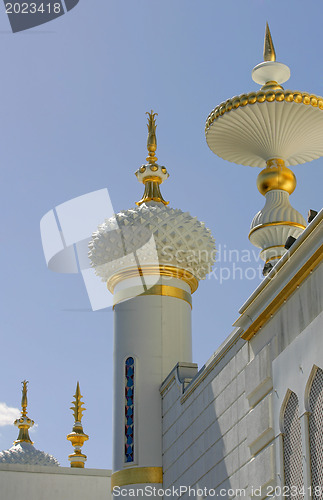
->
0;0;322;469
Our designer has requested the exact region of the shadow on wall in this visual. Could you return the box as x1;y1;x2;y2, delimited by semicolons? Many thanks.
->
161;345;249;498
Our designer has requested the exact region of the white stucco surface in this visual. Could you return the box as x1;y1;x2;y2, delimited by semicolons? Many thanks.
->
0;464;111;500
161;215;322;499
113;291;192;475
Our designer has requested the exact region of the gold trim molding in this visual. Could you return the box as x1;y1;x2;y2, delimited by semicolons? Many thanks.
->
108;265;199;294
241;244;323;340
113;284;192;309
266;255;284;264
205;89;323;134
136;177;169;206
249;221;306;239
111;467;163;489
180;244;323;401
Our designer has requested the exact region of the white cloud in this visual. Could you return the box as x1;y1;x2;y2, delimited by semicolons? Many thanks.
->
0;403;20;427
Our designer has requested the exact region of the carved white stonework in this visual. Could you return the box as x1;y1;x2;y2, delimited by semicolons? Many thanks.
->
88;201;215;283
0;442;59;466
206;100;323;168
251;190;305;227
252;61;291;86
14;416;33;431
135;163;169;184
205;33;322;269
250;190;306;262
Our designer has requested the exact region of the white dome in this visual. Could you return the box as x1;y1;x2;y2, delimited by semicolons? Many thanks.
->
0;442;59;466
89;201;216;283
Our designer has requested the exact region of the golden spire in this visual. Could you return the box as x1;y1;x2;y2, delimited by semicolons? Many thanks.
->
21;380;28;417
263;22;276;62
67;382;89;468
70;382;86;423
14;380;34;445
146;110;158;164
135;111;169;206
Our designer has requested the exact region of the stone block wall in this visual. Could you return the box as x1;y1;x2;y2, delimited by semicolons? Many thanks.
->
161;249;322;499
161;339;253;498
161;337;279;499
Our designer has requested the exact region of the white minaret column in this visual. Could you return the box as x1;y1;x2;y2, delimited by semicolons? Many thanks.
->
111;272;193;493
89;111;215;497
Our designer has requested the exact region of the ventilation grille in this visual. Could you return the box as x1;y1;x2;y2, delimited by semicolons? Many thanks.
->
309;367;323;498
283;392;304;498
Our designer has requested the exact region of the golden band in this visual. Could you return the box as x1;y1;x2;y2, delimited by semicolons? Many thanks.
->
259;245;286;263
113;284;192;309
261;244;286;251
142;176;162;184
205;89;323;134
111;467;163;489
266;255;284;264
249;221;306;239
108;265;199;294
241;244;323;340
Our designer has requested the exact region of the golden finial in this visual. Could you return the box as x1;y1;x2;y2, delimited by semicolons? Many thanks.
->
264;22;276;62
146;110;158;164
67;382;89;468
21;380;28;417
14;380;34;445
70;382;86;423
135;111;169;205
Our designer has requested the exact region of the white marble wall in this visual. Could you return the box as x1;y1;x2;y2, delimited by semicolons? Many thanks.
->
161;340;250;499
161;258;322;500
0;464;111;500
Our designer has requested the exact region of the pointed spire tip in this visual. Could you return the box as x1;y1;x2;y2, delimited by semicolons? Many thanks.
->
67;382;88;468
264;22;276;62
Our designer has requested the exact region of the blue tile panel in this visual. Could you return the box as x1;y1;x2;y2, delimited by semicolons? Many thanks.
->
125;357;134;463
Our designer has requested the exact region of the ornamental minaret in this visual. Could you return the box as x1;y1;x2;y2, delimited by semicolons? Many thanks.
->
67;382;89;468
0;381;60;466
14;380;34;445
205;24;323;274
89;112;215;496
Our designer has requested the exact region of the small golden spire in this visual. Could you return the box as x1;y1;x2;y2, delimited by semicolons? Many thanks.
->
67;382;89;468
135;111;169;206
70;382;86;423
14;380;34;445
21;380;28;417
146;110;158;164
263;22;276;62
